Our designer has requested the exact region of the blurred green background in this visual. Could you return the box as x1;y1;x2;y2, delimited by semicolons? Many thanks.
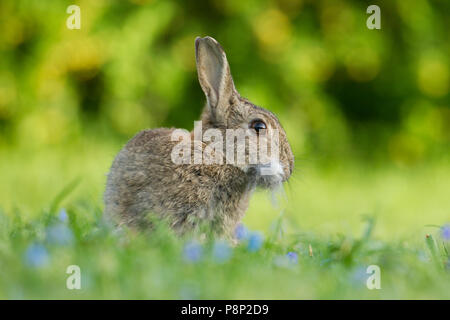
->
0;0;449;237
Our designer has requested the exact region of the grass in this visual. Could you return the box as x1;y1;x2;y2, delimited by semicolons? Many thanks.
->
0;139;449;299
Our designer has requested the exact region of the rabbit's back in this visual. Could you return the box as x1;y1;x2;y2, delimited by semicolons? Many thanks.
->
104;128;249;232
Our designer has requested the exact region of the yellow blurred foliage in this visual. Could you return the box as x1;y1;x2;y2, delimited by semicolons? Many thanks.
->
417;53;449;97
253;8;292;53
389;133;425;166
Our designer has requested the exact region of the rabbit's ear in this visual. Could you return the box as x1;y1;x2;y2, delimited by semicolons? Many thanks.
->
195;36;236;123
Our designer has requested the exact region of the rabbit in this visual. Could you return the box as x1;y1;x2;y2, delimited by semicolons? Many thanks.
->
104;36;294;238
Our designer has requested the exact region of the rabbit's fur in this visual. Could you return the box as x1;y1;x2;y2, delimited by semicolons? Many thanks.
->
104;36;294;238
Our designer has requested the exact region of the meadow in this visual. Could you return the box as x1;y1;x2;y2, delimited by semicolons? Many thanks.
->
0;137;449;299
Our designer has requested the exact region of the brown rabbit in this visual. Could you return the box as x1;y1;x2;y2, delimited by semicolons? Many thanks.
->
104;36;294;238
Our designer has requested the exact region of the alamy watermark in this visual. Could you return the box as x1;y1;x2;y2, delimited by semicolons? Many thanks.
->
66;265;81;290
170;121;281;176
366;265;381;290
66;5;81;30
366;5;381;30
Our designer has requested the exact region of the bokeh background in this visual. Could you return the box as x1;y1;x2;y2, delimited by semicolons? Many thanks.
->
0;0;449;238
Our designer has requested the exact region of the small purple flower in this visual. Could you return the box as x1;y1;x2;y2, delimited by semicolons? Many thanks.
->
286;251;298;264
213;240;232;263
234;223;249;241
441;224;450;241
46;223;74;246
183;240;203;263
58;208;68;223
24;243;49;268
247;231;264;252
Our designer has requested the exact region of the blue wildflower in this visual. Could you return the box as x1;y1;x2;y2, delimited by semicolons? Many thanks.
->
58;208;68;223
441;224;450;241
46;223;74;246
179;282;200;299
212;240;232;263
274;252;299;268
183;240;203;262
247;231;264;252
234;223;249;241
24;243;49;268
417;250;428;262
349;266;367;288
286;251;299;264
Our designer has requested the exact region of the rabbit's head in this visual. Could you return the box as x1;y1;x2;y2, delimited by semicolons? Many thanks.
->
195;36;294;188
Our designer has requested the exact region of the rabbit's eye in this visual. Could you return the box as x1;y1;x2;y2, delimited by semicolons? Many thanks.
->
250;120;267;133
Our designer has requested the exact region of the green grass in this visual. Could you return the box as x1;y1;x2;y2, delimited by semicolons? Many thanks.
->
0;140;449;299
